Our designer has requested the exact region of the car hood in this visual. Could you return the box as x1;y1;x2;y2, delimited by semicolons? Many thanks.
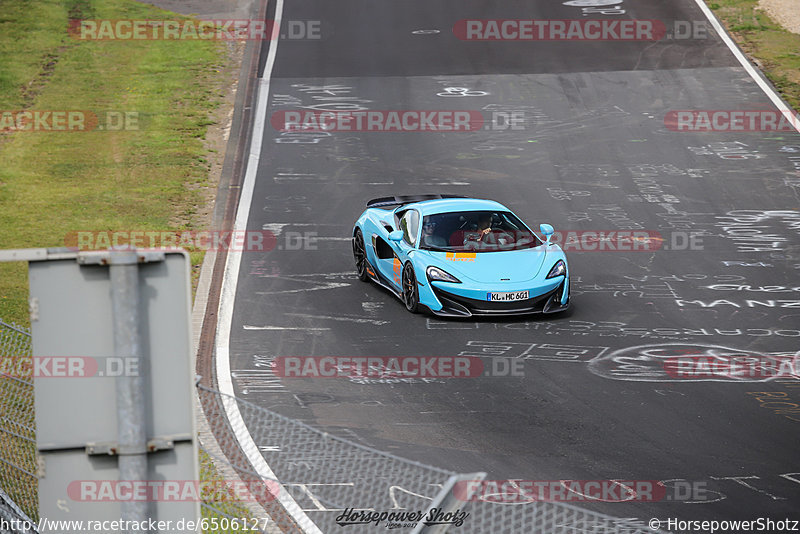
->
421;247;551;283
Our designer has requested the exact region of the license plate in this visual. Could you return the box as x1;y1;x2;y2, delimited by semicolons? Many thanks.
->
487;290;529;302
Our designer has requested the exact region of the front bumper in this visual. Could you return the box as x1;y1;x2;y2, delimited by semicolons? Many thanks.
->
427;278;569;317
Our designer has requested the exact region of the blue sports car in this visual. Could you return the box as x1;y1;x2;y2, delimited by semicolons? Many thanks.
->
352;195;570;317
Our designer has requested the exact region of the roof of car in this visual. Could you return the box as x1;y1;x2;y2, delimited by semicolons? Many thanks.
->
403;197;507;215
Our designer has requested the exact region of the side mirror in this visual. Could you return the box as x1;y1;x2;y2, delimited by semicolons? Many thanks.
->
388;230;404;242
539;223;554;245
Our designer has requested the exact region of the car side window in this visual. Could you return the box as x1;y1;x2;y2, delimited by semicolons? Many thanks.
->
399;210;420;246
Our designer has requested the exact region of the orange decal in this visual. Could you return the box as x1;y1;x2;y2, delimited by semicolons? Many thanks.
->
393;257;402;284
445;252;476;262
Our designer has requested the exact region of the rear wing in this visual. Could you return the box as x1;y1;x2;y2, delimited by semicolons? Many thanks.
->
366;194;468;209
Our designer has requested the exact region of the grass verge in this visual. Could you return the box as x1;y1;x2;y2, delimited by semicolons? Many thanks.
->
0;1;255;531
200;448;262;531
706;0;800;111
0;0;225;324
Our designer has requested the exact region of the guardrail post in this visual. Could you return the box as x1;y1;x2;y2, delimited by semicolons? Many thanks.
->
411;472;486;534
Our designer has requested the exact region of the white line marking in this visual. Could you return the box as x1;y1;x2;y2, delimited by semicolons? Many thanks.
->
285;313;390;325
254;283;350;295
261;223;290;234
243;325;331;331
214;1;323;531
275;175;325;182
691;0;800;132
263;223;347;226
278;272;354;276
409;182;471;186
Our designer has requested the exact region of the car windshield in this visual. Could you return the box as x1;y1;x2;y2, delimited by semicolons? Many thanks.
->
418;210;542;252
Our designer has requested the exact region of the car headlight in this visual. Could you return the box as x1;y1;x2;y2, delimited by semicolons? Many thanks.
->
427;266;461;283
546;260;566;279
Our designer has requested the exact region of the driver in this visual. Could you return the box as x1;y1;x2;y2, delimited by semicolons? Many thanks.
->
421;220;447;248
476;214;492;241
462;213;493;248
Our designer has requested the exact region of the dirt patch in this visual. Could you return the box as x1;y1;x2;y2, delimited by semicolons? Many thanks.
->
757;0;800;34
139;0;257;19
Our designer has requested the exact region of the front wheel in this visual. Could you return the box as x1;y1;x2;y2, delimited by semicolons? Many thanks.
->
353;229;369;282
402;263;420;313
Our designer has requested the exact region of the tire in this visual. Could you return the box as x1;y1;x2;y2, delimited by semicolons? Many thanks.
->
402;263;420;313
353;229;369;282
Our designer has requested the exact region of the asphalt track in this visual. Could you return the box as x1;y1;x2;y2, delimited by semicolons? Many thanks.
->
226;0;800;529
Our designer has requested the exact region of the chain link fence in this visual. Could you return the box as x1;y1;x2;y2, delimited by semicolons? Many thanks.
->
0;321;38;527
458;499;659;533
0;487;37;534
197;384;460;533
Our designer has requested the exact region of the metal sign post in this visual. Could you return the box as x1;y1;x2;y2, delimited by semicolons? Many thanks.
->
0;248;199;533
110;250;148;527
